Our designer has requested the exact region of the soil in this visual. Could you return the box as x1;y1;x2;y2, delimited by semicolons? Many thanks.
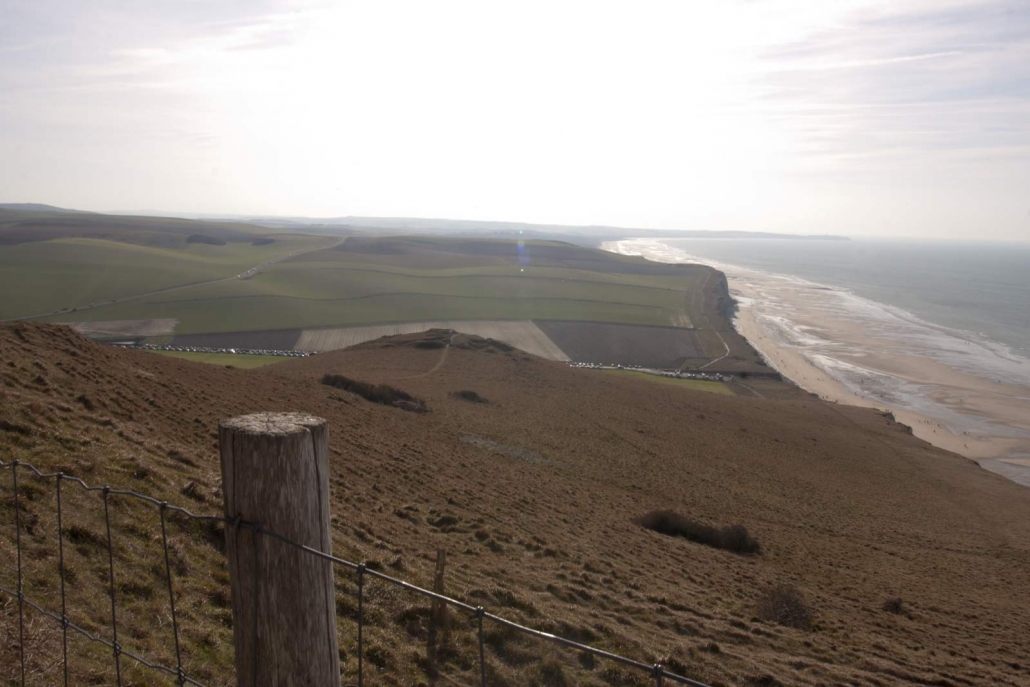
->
1;323;1028;687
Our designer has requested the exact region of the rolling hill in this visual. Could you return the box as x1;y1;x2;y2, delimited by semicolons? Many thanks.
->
0;209;336;322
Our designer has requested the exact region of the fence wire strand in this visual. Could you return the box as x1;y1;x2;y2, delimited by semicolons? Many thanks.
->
1;457;711;687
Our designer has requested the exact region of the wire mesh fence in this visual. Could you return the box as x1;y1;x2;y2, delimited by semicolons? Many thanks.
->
1;457;711;687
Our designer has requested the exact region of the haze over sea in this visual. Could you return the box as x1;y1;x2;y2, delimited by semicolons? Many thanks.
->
606;237;1030;486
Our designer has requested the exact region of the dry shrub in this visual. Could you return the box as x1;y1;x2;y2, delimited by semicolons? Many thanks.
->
637;510;760;555
882;597;905;615
321;374;427;412
756;584;813;630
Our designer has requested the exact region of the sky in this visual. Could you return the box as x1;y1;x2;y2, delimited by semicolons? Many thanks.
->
1;0;1028;240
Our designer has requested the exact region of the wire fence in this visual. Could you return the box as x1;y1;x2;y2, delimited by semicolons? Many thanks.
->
1;457;711;687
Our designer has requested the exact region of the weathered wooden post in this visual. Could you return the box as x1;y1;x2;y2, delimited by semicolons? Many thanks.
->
219;413;339;686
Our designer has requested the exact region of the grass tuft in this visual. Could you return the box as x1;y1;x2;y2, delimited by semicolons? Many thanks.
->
756;584;813;630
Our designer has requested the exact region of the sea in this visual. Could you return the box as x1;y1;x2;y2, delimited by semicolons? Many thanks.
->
606;237;1030;484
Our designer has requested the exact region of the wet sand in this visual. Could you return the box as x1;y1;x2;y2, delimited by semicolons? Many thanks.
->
734;304;1030;460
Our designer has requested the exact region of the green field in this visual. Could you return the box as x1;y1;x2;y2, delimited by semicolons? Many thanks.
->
606;369;735;395
146;350;287;368
40;237;710;334
0;234;332;320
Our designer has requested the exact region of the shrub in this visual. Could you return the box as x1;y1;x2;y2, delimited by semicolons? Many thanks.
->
321;374;427;412
882;597;905;615
414;340;446;349
637;510;760;555
756;584;813;630
720;524;762;555
450;390;489;404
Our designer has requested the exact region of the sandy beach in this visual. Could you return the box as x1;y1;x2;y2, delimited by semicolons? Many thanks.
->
606;239;1030;487
733;304;1030;470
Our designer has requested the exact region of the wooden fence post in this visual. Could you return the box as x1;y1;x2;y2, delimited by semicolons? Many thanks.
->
219;412;339;686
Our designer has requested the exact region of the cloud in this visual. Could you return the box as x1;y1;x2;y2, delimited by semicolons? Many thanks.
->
752;0;1030;167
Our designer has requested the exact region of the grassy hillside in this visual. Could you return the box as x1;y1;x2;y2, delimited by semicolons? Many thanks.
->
0;208;339;320
0;235;329;320
0;208;271;246
2;324;1028;686
40;236;713;333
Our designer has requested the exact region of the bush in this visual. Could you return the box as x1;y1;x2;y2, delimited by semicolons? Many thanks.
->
637;510;760;555
414;340;446;349
882;597;905;615
321;374;427;412
756;584;812;630
450;390;489;404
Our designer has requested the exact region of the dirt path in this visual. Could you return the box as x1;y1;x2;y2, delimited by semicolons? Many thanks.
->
3;236;345;323
404;332;458;379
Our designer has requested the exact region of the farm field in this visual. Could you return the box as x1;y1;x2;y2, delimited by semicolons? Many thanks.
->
1;234;330;320
65;318;179;340
44;236;711;334
146;350;287;368
537;320;706;368
0;207;273;246
8;220;768;373
295;320;570;360
605;369;735;395
170;328;304;351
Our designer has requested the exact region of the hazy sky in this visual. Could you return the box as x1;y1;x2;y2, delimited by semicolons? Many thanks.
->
1;1;1028;239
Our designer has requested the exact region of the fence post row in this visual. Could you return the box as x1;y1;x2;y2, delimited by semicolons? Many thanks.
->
219;412;340;686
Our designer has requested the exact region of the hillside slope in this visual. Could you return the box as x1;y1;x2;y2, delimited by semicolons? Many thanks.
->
1;324;1028;686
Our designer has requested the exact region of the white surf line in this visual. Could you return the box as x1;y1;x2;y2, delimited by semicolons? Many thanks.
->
4;236;345;323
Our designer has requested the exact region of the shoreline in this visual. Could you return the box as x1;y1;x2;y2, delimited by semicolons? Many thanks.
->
605;239;1030;487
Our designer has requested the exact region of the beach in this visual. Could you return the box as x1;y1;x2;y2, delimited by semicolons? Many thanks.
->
605;239;1030;487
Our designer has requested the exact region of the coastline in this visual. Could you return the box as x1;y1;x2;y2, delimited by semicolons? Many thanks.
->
605;239;1030;487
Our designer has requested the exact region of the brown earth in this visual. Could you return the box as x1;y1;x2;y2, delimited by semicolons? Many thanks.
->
1;323;1028;686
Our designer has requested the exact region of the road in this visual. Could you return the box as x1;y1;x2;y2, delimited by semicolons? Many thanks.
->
2;236;344;323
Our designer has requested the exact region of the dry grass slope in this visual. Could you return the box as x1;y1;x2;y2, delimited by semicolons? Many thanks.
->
1;323;1029;686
